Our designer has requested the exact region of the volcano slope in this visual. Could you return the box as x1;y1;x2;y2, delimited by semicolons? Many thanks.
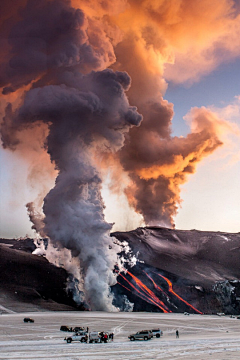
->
0;227;240;314
111;227;240;314
0;238;82;312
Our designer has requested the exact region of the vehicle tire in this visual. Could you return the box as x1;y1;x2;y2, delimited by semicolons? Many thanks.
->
144;336;148;341
81;338;85;343
89;340;92;343
67;338;72;343
156;333;160;338
130;336;135;341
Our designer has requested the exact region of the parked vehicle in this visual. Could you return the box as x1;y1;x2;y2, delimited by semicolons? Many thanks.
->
151;328;163;338
72;326;85;332
64;331;88;343
89;331;102;343
23;318;34;323
128;330;152;341
60;325;72;332
152;329;163;337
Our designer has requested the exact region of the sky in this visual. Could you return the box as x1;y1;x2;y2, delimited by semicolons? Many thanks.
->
167;58;240;232
0;0;240;239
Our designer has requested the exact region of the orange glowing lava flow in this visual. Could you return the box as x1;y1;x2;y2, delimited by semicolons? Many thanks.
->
118;273;169;312
156;273;203;314
126;270;170;312
143;271;168;298
117;279;161;307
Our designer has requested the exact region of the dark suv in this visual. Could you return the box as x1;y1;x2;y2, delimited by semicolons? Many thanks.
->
23;318;34;323
60;326;72;332
128;330;152;341
72;326;85;332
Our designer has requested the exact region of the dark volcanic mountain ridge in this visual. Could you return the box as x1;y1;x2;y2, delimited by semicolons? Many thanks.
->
1;227;240;314
111;227;240;314
112;227;240;285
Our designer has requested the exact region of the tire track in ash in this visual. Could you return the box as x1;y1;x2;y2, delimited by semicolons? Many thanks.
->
113;320;133;335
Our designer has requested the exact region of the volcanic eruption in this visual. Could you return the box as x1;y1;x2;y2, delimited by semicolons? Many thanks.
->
1;0;240;310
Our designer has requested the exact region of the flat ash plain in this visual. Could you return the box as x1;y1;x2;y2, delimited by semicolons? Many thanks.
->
0;311;240;359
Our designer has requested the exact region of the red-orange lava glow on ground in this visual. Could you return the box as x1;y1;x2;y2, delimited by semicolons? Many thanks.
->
117;269;202;314
118;271;170;312
156;273;203;314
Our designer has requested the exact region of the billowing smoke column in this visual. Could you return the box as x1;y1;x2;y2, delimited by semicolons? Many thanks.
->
119;107;226;226
108;0;240;227
0;0;142;310
1;0;240;308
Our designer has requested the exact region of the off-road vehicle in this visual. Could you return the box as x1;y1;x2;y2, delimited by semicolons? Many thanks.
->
128;330;152;341
89;331;102;343
60;325;72;332
23;318;34;323
73;326;85;332
151;328;163;338
64;331;88;343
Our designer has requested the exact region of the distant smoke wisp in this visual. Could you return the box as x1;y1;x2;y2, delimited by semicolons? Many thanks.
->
1;0;240;308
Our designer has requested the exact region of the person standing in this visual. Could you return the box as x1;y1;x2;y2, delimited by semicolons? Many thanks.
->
176;330;179;338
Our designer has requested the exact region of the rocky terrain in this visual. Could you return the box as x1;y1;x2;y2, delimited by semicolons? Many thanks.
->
0;238;83;312
1;227;240;314
112;227;240;314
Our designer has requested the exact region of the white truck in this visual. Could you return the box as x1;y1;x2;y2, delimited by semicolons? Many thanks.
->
151;328;163;338
88;331;102;343
64;331;88;343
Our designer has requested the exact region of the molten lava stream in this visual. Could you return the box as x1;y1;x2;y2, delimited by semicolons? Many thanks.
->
117;280;160;308
122;270;170;312
155;273;203;314
118;274;166;310
143;271;169;298
127;270;170;312
118;276;163;309
118;273;169;312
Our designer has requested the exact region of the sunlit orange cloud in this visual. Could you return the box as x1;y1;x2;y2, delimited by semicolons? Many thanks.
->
115;0;240;83
72;0;240;83
68;0;240;229
2;0;240;231
120;107;238;227
137;107;236;180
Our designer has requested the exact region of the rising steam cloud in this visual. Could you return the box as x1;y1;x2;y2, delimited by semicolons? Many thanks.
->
1;0;240;309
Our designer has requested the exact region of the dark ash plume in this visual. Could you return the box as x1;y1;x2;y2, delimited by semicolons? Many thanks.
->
0;0;234;309
0;0;142;310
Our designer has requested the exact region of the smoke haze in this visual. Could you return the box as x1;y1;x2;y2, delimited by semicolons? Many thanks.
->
1;0;240;309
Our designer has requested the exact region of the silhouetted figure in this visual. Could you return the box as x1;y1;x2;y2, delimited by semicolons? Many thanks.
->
176;330;179;338
100;332;104;342
87;327;89;333
104;333;108;343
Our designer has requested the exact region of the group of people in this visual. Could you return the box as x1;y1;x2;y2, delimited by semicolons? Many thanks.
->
99;331;114;343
